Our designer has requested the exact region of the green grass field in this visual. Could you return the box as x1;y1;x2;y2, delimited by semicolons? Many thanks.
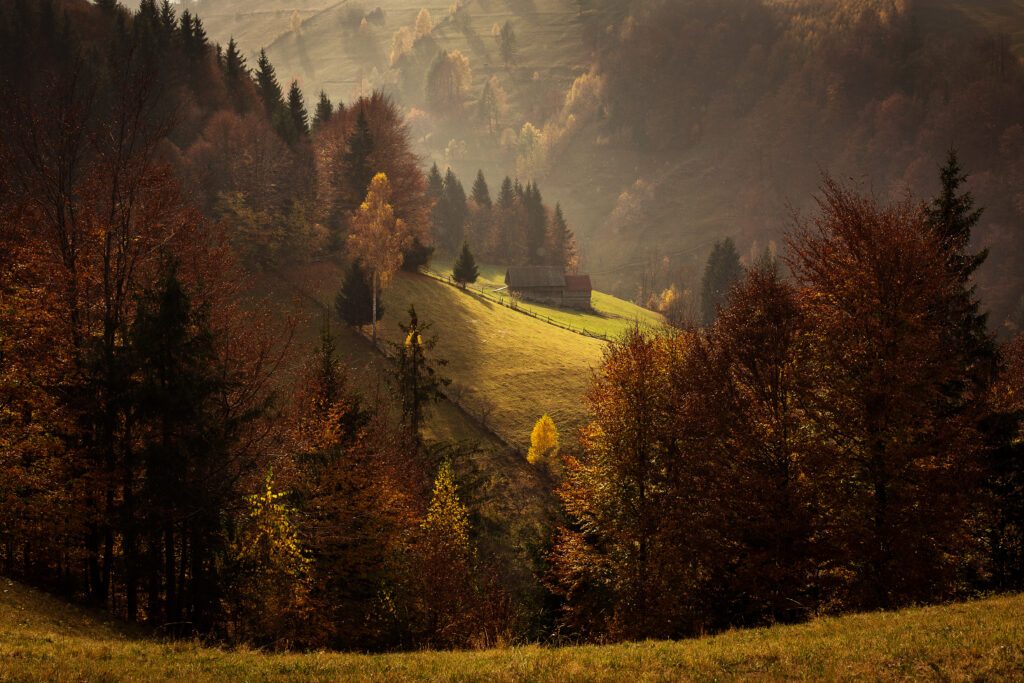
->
3;578;1022;681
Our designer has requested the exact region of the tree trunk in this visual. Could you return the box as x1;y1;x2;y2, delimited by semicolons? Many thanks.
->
371;273;378;344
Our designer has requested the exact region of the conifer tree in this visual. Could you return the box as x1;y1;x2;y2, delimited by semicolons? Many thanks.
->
343;108;375;214
524;181;547;264
499;20;517;67
700;238;744;325
389;305;450;441
925;150;995;385
230;470;311;646
452;242;479;288
312;90;333;130
159;0;175;35
471;170;491;209
287;79;309;139
224;37;246;80
548;203;578;271
255;48;284;117
441;168;468;254
336;261;384;328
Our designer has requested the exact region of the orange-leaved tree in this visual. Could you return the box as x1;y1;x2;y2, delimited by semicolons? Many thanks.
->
347;172;411;342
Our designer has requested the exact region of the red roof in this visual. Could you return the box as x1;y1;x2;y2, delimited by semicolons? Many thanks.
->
564;275;592;292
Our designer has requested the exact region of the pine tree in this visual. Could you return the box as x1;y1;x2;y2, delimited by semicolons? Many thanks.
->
452;242;479;288
548;203;578;272
335;261;383;327
312;90;333;130
471;170;491;209
925;149;995;386
401;236;434;272
159;0;175;35
230;470;311;646
287;79;309;139
524;181;546;264
700;238;744;325
343;108;375;214
131;259;238;630
441;168;467;254
389;305;450;441
224;37;246;80
422;459;470;552
499;20;517;67
255;48;284;117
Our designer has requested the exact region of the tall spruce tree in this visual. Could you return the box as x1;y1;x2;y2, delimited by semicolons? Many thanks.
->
452;242;479;288
700;237;744;325
524;181;546;264
471;170;491;209
130;259;238;630
312;90;333;130
441;168;467;255
255;48;284;117
287;79;309;139
925;150;995;384
389;306;450;442
343;108;375;213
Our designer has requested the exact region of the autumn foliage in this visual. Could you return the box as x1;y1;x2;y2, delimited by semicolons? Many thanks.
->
550;178;1024;641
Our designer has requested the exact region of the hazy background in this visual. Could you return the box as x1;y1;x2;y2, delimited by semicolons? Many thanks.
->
159;0;1024;332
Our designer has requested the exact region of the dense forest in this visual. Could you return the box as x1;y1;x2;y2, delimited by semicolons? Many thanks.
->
0;0;1023;655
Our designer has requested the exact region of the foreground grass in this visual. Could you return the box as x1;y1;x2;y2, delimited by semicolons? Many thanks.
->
2;579;1022;682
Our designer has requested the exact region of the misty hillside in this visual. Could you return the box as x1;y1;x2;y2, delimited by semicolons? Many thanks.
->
183;0;1024;330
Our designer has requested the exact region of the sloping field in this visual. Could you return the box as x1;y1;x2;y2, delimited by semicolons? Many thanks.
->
2;578;1022;681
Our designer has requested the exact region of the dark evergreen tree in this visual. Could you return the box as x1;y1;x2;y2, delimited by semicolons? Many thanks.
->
335;261;383;327
159;0;175;35
402;236;435;272
287;79;309;140
524;181;546;264
452;242;479;288
441;168;468;255
700;237;744;325
548;203;576;271
471;170;491;209
130;259;242;631
343;108;375;213
389;305;450;443
224;37;246;79
925;149;995;384
498;176;515;209
312;90;333;130
254;48;284;117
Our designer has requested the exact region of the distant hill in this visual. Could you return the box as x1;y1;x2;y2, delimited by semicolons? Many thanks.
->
3;577;1021;680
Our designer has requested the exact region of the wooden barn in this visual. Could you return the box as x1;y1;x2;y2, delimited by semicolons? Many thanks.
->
504;267;593;310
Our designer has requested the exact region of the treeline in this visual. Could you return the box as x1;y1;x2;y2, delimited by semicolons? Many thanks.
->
549;169;1024;640
426;165;578;270
0;0;516;650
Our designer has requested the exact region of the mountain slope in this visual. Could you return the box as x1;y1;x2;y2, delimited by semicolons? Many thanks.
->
2;578;1022;681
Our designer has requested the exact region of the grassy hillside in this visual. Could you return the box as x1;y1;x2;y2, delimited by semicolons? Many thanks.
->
430;258;665;339
294;261;610;451
3;578;1022;681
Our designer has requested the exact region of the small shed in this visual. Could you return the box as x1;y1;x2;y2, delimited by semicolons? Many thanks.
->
563;274;593;310
505;267;593;310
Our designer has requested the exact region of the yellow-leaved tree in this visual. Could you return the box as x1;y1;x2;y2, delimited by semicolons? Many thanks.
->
527;414;560;471
230;470;311;647
347;172;411;342
413;459;476;647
